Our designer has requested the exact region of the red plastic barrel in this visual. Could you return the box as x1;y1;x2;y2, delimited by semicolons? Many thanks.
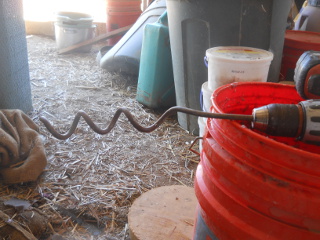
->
106;0;141;45
194;82;320;240
280;30;320;81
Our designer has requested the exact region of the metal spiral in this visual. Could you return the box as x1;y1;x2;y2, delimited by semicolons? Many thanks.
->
39;106;253;140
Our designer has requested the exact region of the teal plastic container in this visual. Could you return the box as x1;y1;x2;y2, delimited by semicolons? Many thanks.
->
136;11;175;108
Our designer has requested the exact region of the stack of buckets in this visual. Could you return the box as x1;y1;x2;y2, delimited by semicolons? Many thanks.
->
106;0;142;45
198;46;274;152
195;46;320;239
54;12;96;52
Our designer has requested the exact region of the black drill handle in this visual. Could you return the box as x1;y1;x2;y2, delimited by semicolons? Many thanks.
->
294;51;320;99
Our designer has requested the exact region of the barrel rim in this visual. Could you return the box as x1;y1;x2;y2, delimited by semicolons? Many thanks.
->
285;30;320;47
211;82;320;158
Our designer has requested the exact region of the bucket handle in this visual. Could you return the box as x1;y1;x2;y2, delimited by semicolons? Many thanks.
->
189;137;203;156
204;56;208;68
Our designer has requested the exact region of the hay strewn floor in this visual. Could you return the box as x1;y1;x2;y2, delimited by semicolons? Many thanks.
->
1;35;199;239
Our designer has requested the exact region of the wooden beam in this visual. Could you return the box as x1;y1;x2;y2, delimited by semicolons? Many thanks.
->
58;25;132;54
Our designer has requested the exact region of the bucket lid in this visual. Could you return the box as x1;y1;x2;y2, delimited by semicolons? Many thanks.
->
55;12;93;26
285;30;320;49
206;46;273;62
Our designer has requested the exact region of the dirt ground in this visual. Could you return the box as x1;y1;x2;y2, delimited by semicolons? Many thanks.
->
0;35;199;239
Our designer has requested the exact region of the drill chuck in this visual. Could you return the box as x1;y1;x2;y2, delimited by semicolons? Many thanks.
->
252;103;301;138
252;100;320;145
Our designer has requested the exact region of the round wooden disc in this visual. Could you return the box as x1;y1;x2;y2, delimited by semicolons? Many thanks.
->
128;185;198;240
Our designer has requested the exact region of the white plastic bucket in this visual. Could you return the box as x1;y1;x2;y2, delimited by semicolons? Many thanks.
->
200;81;213;112
54;12;95;52
206;46;274;91
198;117;207;152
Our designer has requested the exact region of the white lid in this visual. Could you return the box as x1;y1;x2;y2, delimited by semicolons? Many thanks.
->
206;46;274;62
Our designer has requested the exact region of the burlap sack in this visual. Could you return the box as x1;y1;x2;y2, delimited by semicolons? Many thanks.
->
0;110;47;184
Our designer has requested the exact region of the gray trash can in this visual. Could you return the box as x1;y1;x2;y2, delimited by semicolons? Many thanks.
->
167;0;292;134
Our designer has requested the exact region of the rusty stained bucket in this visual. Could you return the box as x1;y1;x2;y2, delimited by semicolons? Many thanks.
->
194;82;320;240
